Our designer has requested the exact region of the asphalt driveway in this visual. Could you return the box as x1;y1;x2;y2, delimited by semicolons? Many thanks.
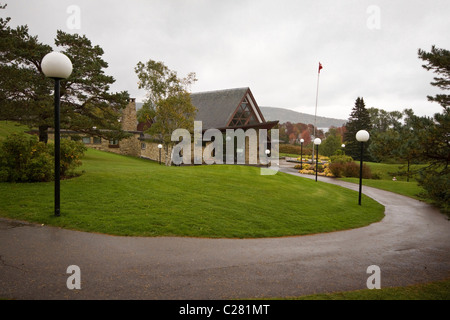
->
1;161;449;300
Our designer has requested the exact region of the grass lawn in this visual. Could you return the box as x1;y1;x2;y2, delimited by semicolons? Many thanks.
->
0;148;385;238
340;177;425;201
339;162;427;201
0;121;30;139
273;278;450;300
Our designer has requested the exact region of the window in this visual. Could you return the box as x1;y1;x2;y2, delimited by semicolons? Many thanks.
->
82;137;91;144
141;143;146;150
93;137;102;144
109;139;119;148
229;98;260;127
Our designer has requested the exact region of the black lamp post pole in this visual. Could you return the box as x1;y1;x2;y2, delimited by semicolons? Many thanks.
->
315;145;319;182
358;142;364;206
54;79;61;217
159;148;161;165
300;142;303;170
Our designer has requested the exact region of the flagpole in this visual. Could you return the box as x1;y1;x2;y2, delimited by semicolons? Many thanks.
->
312;63;321;163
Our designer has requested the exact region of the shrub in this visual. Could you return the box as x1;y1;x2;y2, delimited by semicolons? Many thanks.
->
328;161;372;179
280;144;311;155
330;154;354;164
417;168;449;215
59;139;87;177
329;162;344;177
0;133;47;182
27;150;54;182
341;162;372;179
342;161;360;178
294;163;311;170
0;133;87;182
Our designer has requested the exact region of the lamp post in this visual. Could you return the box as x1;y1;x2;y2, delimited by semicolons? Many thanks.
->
356;130;370;205
341;144;345;155
300;138;304;169
41;51;73;217
265;149;270;168
314;138;321;182
158;144;163;165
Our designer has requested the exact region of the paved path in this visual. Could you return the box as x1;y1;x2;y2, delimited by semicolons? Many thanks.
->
0;161;449;300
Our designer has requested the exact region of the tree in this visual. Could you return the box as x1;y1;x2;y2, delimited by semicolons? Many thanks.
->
320;134;342;157
367;129;400;162
343;97;372;161
418;46;450;111
416;45;450;213
367;107;402;133
300;128;311;145
135;59;197;165
0;5;129;143
321;128;343;157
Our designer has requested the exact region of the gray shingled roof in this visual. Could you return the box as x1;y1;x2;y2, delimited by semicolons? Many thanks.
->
190;87;249;130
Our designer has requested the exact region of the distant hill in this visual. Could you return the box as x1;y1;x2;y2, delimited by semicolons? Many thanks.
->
260;106;346;128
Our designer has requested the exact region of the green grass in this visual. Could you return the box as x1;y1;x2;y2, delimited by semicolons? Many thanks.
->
0;148;385;238
0;121;30;139
364;161;426;182
340;177;425;201
279;278;450;300
339;162;427;201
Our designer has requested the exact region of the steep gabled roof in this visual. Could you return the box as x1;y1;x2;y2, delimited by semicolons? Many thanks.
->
191;87;266;130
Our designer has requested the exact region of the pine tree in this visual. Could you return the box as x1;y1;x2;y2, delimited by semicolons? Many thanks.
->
416;46;449;213
0;5;129;143
343;97;372;160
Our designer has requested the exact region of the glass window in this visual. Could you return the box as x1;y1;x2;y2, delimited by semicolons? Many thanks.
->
93;137;101;144
229;100;260;127
109;139;119;145
82;137;91;144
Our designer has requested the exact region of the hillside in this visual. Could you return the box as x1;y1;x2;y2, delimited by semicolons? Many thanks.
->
260;106;346;128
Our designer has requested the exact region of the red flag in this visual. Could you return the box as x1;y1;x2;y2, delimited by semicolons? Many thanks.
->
318;62;323;73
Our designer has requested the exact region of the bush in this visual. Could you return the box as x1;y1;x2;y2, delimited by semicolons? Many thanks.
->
60;139;87;177
330;154;354;164
27;143;54;182
294;163;311;170
0;133;49;182
328;161;372;179
417;168;449;214
280;144;311;155
341;162;372;179
329;162;345;177
0;133;86;182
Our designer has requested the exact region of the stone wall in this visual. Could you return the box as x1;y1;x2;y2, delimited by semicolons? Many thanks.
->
121;98;138;131
86;134;141;157
140;142;172;164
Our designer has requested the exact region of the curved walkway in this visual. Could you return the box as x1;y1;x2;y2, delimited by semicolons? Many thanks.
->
0;161;449;299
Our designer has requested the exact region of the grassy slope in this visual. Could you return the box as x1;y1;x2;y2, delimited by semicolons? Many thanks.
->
0;121;30;139
340;162;426;201
0;148;385;238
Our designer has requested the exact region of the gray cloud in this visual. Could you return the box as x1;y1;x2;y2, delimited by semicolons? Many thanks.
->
3;0;449;120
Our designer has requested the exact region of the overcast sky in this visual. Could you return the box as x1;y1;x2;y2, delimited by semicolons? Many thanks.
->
3;0;449;120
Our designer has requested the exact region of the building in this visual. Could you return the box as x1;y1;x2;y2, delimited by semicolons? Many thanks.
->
54;87;279;164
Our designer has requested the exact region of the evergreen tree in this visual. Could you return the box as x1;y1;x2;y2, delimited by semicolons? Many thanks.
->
0;5;129;143
416;45;449;213
343;97;372;161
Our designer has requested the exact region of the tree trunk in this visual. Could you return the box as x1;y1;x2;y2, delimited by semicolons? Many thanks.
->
39;125;49;144
407;159;410;182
